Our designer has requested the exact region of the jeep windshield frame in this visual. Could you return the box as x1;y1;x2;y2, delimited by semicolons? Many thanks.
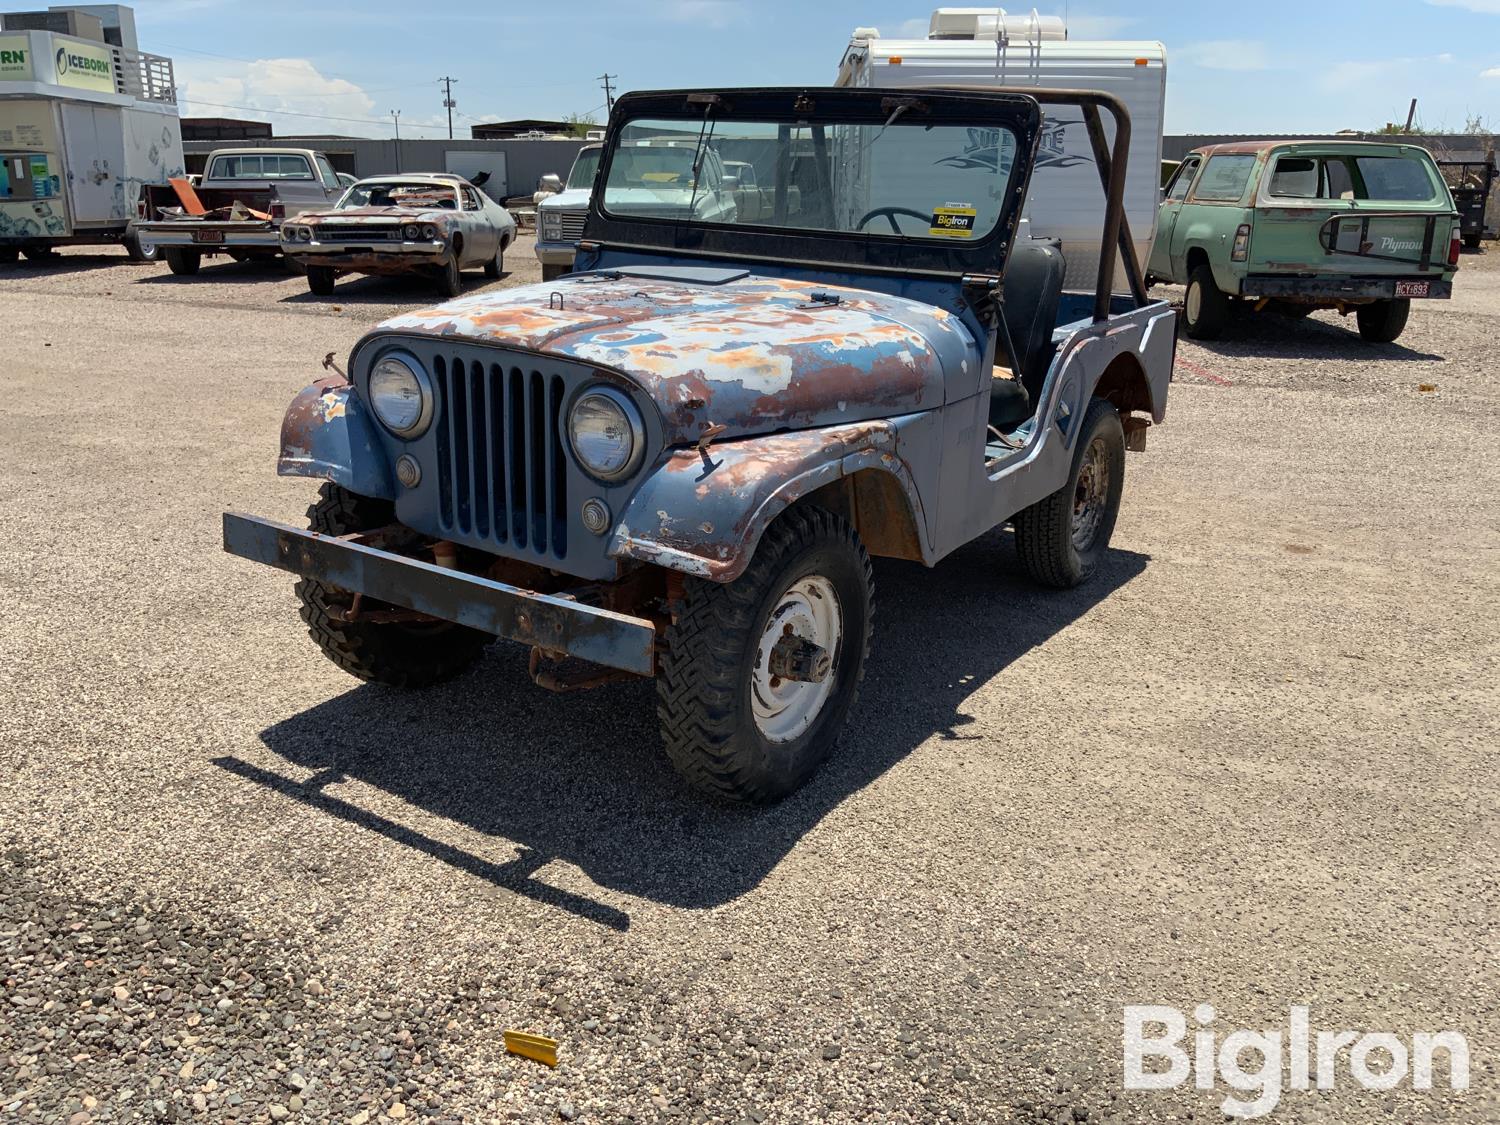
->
582;87;1043;282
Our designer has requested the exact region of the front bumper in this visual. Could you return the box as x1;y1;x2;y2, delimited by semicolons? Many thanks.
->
289;238;446;258
222;512;657;675
1243;275;1453;301
533;239;577;266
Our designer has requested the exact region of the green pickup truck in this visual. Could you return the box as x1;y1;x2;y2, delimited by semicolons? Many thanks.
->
1147;140;1461;343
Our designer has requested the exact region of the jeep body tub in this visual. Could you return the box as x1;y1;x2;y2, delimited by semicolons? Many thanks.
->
1149;140;1460;341
225;86;1174;802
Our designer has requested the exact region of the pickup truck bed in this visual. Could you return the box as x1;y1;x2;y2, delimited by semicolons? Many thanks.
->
133;184;283;266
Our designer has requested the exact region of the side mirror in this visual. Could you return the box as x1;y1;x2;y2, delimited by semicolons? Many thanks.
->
538;173;563;194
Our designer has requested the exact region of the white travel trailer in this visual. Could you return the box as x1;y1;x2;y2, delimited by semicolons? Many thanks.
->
0;4;181;261
836;8;1166;289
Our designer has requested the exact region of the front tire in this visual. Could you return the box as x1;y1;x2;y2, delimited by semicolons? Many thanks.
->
1183;263;1229;340
436;255;463;297
1356;298;1410;343
1013;397;1126;589
657;507;873;803
295;483;490;687
164;248;200;276
306;265;336;296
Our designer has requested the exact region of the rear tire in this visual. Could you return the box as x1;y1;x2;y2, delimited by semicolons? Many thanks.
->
1356;298;1410;343
436;255;462;297
1013;397;1126;589
306;265;336;296
123;229;158;262
541;263;566;282
1182;264;1228;340
295;483;490;687
657;507;873;803
165;248;200;276
484;243;504;278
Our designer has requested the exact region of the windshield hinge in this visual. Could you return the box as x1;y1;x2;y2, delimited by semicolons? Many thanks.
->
961;273;1002;291
686;92;730;112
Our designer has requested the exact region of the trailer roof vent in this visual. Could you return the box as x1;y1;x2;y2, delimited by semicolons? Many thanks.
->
927;7;1067;43
851;25;881;40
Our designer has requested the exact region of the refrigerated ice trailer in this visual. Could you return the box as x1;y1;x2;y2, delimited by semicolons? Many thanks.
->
0;5;181;262
835;7;1166;290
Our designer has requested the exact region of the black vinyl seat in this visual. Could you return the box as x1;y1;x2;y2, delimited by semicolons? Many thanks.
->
988;239;1066;433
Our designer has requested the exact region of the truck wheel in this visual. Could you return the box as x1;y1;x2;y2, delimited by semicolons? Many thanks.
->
295;483;490;687
1464;232;1481;250
1013;397;1126;589
484;244;504;279
123;230;158;262
165;248;200;276
1355;298;1410;343
657;506;873;803
306;266;337;296
541;263;566;282
437;256;463;297
1183;264;1228;340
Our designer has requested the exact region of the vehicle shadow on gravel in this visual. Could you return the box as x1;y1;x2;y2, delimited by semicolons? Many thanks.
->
1;254;140;277
232;533;1147;928
133;259;296;284
276;274;512;307
1194;309;1445;362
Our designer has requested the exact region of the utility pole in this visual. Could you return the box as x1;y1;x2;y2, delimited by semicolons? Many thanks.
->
438;76;458;140
391;109;402;172
1403;98;1418;133
598;72;617;113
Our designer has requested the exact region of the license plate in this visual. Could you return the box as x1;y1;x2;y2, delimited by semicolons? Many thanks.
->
1395;280;1429;297
193;229;225;244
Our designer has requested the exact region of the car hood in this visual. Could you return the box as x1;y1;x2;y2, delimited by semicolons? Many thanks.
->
538;189;591;213
374;272;973;444
302;206;455;225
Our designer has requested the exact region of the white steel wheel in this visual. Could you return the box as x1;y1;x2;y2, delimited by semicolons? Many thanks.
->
750;575;843;743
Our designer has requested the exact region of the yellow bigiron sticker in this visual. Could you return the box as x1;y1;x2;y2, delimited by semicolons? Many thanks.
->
929;204;978;239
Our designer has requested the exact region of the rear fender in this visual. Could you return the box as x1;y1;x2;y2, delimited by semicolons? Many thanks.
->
277;378;395;500
609;419;929;582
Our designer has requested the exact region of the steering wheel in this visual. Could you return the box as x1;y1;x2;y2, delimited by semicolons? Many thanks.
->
856;206;929;234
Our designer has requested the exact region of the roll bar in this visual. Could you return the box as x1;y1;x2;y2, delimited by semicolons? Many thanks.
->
941;86;1148;322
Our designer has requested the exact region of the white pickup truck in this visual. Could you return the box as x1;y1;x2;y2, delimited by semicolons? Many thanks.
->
130;147;344;275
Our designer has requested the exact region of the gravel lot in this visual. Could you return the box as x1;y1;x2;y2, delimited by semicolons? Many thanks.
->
1;237;1496;1124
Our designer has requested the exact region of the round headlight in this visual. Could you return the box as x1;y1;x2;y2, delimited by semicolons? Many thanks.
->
368;354;433;438
297;226;313;241
421;224;439;240
403;223;422;241
281;225;297;241
568;386;644;481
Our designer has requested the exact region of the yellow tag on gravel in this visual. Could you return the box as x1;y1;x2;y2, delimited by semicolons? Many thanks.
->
503;1029;559;1067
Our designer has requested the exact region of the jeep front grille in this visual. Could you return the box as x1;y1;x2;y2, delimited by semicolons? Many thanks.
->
432;356;569;560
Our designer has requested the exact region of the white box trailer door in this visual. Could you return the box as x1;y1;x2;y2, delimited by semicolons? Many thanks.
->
443;151;508;200
59;101;125;228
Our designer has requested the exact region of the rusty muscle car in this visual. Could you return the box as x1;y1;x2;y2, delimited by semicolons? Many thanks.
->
223;87;1174;803
281;174;517;298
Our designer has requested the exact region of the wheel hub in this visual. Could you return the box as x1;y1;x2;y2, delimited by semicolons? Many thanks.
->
751;575;842;743
1071;436;1110;550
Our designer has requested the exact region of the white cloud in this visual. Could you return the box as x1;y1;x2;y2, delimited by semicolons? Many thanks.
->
1483;66;1500;78
1175;40;1272;71
176;57;450;139
1427;0;1500;12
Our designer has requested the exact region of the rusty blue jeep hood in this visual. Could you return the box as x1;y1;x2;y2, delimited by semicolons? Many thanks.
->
374;272;975;444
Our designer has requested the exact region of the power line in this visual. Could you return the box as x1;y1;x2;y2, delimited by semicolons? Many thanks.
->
438;76;459;140
179;97;449;136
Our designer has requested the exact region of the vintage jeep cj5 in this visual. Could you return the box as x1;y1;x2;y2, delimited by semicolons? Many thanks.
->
224;87;1175;802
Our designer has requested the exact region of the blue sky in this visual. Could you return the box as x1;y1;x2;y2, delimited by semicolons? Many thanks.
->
92;1;1500;138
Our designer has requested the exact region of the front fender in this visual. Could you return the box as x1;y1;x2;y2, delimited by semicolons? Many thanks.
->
609;419;926;583
277;378;396;500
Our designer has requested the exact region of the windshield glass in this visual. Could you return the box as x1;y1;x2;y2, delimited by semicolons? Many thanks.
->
600;115;1019;240
567;147;601;190
338;181;459;209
